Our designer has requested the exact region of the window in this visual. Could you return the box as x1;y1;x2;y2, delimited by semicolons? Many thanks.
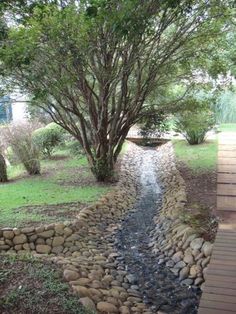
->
0;96;12;123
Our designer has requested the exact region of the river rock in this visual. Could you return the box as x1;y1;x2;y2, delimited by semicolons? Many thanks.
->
179;267;189;280
172;251;183;263
3;230;14;239
120;305;130;314
79;297;96;311
36;244;51;254
13;234;27;245
97;302;119;313
63;269;79;281
52;236;64;247
190;238;204;251
202;241;213;257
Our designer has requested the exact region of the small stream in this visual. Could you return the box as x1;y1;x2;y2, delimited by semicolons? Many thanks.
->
116;147;200;313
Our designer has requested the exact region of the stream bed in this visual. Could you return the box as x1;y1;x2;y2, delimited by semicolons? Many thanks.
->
116;147;200;314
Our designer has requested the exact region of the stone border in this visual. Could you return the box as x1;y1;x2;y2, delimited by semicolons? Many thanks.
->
150;142;213;290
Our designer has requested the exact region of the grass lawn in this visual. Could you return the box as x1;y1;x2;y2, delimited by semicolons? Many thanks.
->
0;149;109;228
218;123;236;132
172;139;218;172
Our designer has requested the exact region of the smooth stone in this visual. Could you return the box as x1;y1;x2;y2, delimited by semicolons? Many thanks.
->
13;234;27;245
202;241;213;257
190;238;204;251
63;269;79;281
36;244;51;254
3;230;14;239
97;302;119;313
79;297;96;311
179;267;189;280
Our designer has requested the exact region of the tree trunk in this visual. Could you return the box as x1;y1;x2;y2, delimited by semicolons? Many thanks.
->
92;154;116;182
0;153;8;183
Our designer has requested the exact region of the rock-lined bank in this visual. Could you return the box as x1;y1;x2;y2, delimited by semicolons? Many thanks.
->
150;143;213;291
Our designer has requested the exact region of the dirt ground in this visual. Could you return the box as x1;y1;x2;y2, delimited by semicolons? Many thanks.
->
176;161;218;241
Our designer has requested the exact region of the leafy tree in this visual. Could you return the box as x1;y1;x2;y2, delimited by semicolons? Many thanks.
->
0;0;232;181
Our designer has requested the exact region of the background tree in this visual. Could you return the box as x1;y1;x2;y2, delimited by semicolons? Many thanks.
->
0;0;232;181
0;150;7;182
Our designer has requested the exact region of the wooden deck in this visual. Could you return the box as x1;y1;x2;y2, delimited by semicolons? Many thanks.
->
198;132;236;313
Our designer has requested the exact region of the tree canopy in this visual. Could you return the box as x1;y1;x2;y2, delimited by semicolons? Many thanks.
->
0;0;233;180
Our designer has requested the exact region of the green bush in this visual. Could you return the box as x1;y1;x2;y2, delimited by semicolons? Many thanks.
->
33;123;64;157
66;141;85;157
5;146;20;165
175;110;215;145
3;123;41;175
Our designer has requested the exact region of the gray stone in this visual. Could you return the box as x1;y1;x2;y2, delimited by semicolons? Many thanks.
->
179;267;189;280
202;241;213;257
172;251;183;263
181;278;193;286
190;238;204;251
174;261;186;269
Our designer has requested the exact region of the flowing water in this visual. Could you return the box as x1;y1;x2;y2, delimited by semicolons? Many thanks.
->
116;147;200;314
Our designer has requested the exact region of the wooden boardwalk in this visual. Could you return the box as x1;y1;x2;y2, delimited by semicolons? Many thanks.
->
198;132;236;313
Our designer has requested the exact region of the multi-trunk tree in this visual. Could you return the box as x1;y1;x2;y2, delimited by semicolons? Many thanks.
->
0;0;232;181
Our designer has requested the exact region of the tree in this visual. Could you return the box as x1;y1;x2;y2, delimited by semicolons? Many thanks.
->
0;0;232;181
0;151;7;182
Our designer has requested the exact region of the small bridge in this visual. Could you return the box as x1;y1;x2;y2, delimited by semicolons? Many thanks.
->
198;132;236;314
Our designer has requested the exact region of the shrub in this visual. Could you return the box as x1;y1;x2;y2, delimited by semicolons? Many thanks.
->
138;108;169;139
4;123;41;175
175;109;215;145
66;140;85;157
5;146;20;165
33;123;64;157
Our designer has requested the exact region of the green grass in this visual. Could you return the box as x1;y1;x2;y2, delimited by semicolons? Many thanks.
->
0;150;109;227
172;139;218;172
219;123;236;132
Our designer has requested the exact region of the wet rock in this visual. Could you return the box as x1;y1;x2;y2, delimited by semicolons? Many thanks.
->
119;305;130;314
179;267;189;280
172;251;184;263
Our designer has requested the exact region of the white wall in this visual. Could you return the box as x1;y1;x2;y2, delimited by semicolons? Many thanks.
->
10;93;28;123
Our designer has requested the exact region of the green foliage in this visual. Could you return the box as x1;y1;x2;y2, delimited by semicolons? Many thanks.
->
0;0;231;181
33;123;64;157
66;140;85;157
175;110;215;145
215;89;236;123
138;107;170;139
5;146;20;165
4;123;41;175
